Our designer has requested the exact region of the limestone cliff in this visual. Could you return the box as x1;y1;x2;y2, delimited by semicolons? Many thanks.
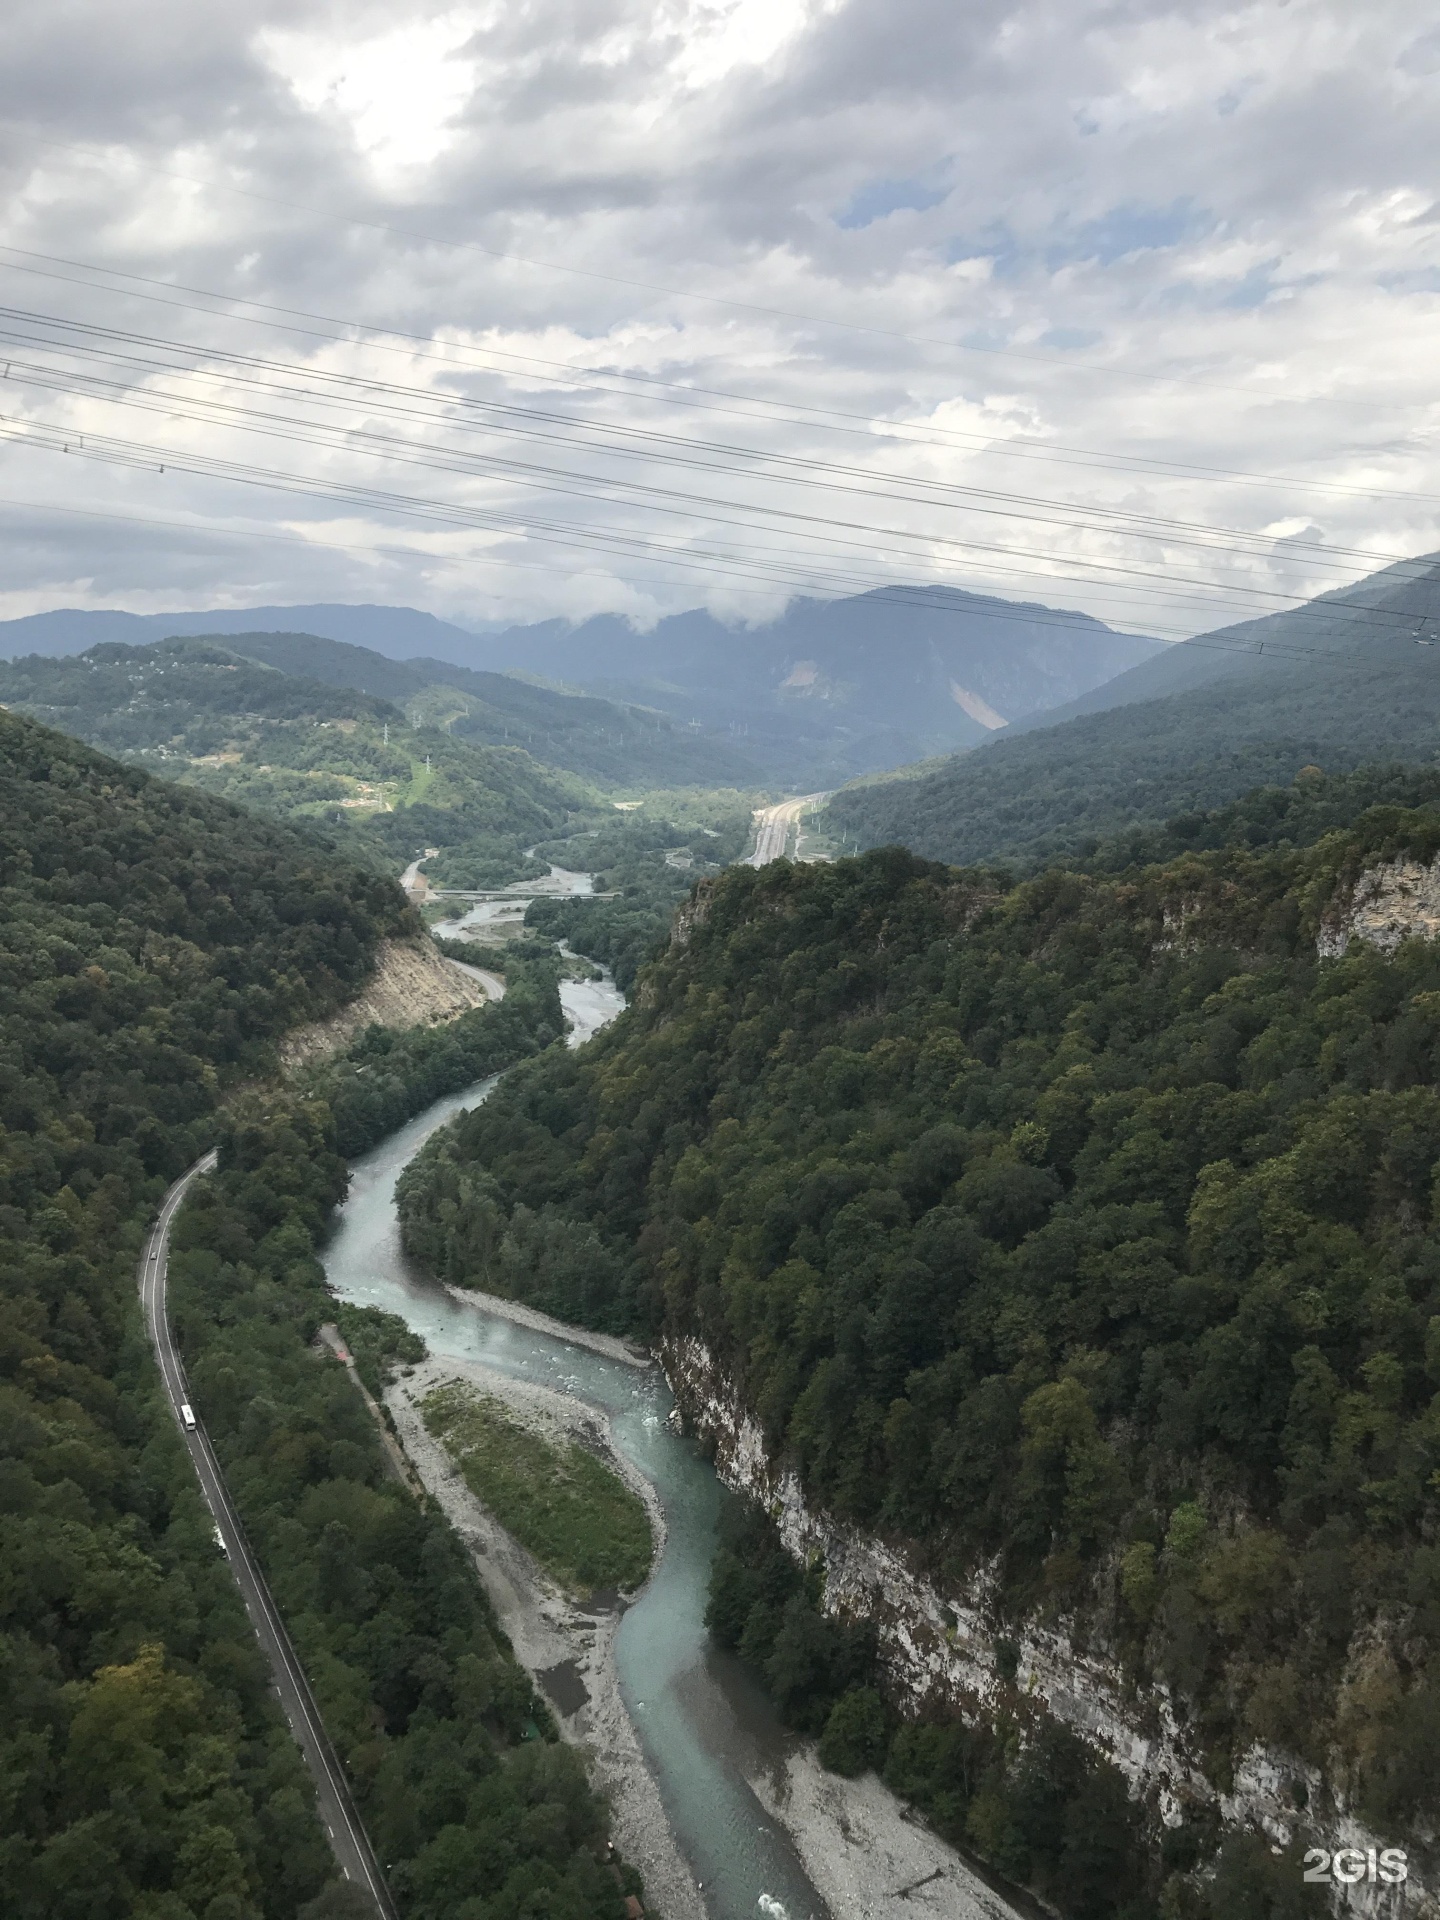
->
279;937;493;1069
1318;853;1440;959
663;1336;1433;1917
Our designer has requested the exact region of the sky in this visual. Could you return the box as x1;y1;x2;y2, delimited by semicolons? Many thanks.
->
1;0;1438;639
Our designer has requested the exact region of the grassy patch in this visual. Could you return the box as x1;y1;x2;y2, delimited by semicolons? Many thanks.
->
422;1381;653;1594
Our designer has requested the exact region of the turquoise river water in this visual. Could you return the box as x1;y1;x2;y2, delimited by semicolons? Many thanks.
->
322;1073;831;1920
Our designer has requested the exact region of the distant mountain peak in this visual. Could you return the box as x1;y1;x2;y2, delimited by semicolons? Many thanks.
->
0;586;1162;785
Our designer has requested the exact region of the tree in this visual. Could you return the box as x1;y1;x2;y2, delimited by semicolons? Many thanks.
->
819;1688;887;1776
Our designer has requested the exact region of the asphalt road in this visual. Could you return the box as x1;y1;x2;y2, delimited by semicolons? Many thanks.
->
140;1152;398;1920
444;953;507;1002
747;792;831;866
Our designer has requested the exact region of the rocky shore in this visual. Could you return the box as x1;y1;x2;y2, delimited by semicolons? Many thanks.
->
385;1354;706;1920
383;1340;1018;1920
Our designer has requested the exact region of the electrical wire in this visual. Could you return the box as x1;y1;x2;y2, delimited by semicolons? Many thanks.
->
4;410;1436;672
0;302;1409;577
0;255;1433;654
20;135;1434;415
0;387;1389;629
0;303;1423;630
3;245;1437;511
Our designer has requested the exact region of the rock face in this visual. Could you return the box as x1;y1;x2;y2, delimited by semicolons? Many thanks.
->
662;1335;1433;1917
1318;854;1440;958
279;937;492;1068
667;881;714;953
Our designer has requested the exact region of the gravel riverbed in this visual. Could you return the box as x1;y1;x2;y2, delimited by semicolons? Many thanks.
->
385;1347;1019;1920
386;1354;705;1920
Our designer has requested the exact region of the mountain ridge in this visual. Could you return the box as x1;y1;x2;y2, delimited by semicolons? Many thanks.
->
1003;547;1440;738
828;550;1440;867
0;586;1164;784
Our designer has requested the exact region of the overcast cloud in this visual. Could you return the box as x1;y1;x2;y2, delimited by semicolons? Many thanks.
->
0;0;1437;637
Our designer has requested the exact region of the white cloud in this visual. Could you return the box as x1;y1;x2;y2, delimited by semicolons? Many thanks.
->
0;0;1435;639
671;0;844;90
258;10;488;178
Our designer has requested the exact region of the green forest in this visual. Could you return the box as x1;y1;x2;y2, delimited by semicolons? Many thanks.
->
188;629;760;790
0;636;767;911
523;797;755;990
0;636;588;887
399;767;1440;1915
18;609;1440;1919
0;708;630;1918
0;708;399;1914
300;951;566;1159
169;1099;642;1920
827;638;1440;873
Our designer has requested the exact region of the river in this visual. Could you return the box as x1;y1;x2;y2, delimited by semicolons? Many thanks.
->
322;1058;834;1920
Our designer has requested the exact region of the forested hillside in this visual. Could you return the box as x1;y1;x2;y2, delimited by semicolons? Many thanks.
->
828;554;1440;871
0;636;767;896
399;779;1440;1913
0;710;629;1917
210;630;761;788
0;590;1161;785
0;637;584;887
0;629;759;794
0;709;401;1912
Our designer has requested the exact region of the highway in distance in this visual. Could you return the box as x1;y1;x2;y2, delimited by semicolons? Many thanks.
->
139;1151;398;1920
747;792;831;866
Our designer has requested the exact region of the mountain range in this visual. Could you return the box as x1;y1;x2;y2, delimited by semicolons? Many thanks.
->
828;551;1440;869
0;588;1163;784
457;588;1163;777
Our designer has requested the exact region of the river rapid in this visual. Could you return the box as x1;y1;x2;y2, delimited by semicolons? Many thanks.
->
321;1017;833;1920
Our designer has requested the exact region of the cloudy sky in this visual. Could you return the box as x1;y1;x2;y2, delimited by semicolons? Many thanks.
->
0;0;1437;638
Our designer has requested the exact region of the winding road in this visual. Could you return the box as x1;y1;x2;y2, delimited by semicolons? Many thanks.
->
139;1153;398;1920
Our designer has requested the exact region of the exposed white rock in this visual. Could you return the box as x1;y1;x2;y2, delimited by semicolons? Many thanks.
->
279;936;492;1068
1318;854;1440;959
662;1336;1436;1916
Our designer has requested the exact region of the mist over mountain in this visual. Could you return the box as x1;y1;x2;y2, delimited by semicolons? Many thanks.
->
464;586;1162;778
1;587;1161;785
828;550;1440;868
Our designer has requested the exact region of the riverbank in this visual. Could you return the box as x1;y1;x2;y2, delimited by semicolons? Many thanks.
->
748;1751;1028;1920
324;1033;1020;1920
442;1280;653;1368
386;1354;705;1920
388;1340;1012;1920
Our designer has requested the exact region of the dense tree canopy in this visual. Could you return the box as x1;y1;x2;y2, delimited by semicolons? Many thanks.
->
0;710;409;1915
0;638;586;887
401;774;1440;1912
0;709;629;1917
171;1097;641;1920
826;634;1440;872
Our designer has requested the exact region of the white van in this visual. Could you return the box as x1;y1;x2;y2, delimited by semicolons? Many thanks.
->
180;1403;197;1431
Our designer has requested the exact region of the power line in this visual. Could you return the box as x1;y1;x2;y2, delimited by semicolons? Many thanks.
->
2;412;1435;672
0;489;1258;649
0;385;1385;628
20;135;1428;415
0;259;1433;652
0;307;1423;630
3;245;1438;510
0;302;1408;577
